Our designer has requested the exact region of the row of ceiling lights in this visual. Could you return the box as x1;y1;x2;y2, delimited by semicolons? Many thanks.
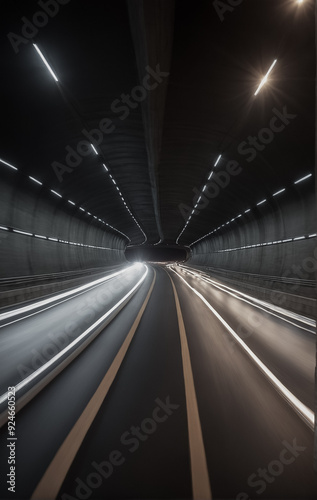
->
189;173;313;246
176;154;222;243
178;8;311;247
5;42;147;244
89;139;147;242
33;43;147;243
0;156;129;241
0;223;117;251
176;57;282;244
207;233;316;254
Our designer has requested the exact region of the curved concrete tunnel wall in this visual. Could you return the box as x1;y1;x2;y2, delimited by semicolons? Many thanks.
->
190;187;315;273
188;186;316;315
0;175;127;278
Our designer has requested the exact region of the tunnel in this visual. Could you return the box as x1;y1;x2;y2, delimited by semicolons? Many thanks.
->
0;1;316;499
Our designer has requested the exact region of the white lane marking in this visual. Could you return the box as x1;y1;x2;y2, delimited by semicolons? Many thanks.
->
178;265;315;334
0;266;148;405
0;266;137;328
172;269;314;432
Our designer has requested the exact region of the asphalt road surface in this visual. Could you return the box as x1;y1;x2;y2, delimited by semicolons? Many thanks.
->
0;263;316;499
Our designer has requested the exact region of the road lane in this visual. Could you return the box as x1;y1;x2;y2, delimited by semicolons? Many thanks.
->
174;265;316;412
0;267;156;499
0;265;146;397
168;273;211;499
55;265;192;499
31;269;157;499
0;263;315;499
169;268;317;499
0;265;132;326
179;265;315;333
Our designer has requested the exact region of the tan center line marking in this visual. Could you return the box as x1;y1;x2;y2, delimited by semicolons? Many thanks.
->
31;270;156;500
167;272;212;500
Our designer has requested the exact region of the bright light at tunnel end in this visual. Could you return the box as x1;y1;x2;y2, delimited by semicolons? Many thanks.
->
132;262;145;270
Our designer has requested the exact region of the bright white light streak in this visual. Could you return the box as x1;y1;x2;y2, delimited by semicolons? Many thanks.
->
13;229;33;237
257;199;266;206
0;266;148;404
51;190;62;198
293;236;305;241
48;237;58;242
172;270;314;430
68;200;75;206
254;59;277;96
273;188;285;196
91;144;98;155
294;173;312;184
0;226;9;231
79;207;85;212
33;43;58;82
178;265;315;330
202;185;207;192
214;154;222;166
34;234;47;239
208;172;213;180
29;176;42;185
103;163;108;172
308;233;317;238
0;158;17;170
244;209;251;213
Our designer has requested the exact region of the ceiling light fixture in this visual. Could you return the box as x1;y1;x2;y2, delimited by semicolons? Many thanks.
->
0;158;17;170
214;154;222;166
294;173;312;184
254;59;277;96
91;144;98;155
50;189;62;198
33;43;58;82
29;176;42;185
273;188;285;196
